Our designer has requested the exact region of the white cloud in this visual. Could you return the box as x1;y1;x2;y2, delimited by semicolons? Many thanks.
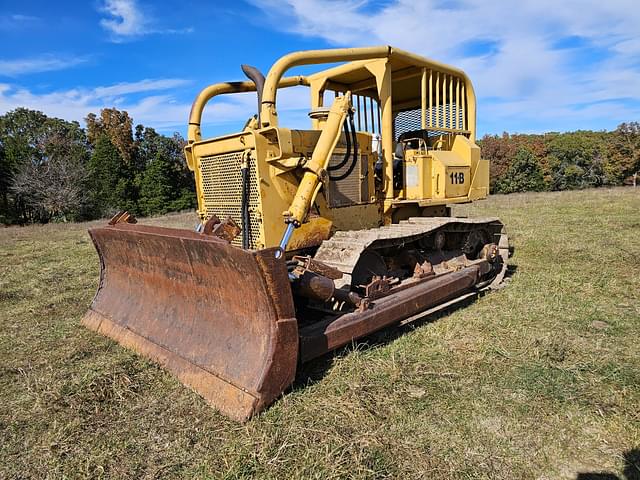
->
99;0;193;41
0;79;193;131
92;79;190;98
0;55;90;77
100;0;148;37
250;0;640;133
0;79;311;135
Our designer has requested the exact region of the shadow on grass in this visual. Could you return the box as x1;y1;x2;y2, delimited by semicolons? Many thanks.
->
292;264;518;391
575;449;640;480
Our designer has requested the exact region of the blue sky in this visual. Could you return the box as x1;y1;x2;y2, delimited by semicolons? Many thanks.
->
1;0;639;138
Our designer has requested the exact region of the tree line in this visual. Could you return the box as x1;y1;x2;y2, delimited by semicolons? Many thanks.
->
1;106;638;225
481;123;640;194
0;108;196;225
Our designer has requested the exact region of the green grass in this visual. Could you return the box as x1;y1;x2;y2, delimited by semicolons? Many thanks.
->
1;188;639;479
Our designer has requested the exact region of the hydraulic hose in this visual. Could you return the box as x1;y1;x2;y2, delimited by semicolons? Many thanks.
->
241;154;251;249
238;64;265;249
328;111;359;182
327;121;351;173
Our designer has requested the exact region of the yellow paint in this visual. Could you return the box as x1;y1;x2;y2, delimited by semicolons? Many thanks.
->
184;46;490;252
403;150;432;200
286;94;352;226
287;216;333;250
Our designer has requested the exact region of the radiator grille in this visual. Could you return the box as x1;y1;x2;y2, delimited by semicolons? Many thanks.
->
199;151;261;249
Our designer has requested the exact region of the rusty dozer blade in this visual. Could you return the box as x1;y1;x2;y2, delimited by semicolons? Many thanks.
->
82;223;298;421
83;219;509;421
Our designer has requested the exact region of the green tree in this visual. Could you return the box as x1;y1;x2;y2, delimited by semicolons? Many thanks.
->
165;132;196;210
0;109;90;223
0;141;7;223
88;135;137;215
135;127;195;214
138;150;196;216
606;122;640;184
495;147;546;194
479;133;517;192
138;152;175;215
0;107;197;224
0;108;49;222
480;132;549;192
545;131;605;190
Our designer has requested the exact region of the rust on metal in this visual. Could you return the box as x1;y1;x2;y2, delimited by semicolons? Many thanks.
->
202;214;221;234
82;222;297;421
299;262;486;362
413;261;434;278
363;275;397;299
436;255;468;274
292;255;344;280
82;213;509;421
203;214;242;243
334;288;365;310
296;271;336;303
314;216;504;288
108;211;137;225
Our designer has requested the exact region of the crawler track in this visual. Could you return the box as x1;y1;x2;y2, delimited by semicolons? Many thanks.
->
297;217;510;362
314;216;508;289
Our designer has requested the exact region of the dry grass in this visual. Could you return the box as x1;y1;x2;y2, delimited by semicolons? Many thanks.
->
1;188;639;479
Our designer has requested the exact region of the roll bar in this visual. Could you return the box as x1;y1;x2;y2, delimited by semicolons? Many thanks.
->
259;46;391;127
188;46;477;142
187;76;308;142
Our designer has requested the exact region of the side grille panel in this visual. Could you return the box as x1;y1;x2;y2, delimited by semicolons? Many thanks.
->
199;151;261;249
326;151;369;208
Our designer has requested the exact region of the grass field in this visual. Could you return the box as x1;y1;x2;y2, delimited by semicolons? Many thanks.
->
1;188;639;479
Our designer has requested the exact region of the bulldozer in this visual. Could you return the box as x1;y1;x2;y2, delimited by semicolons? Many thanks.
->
82;46;509;421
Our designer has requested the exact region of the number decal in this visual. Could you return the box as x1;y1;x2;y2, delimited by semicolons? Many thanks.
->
449;171;465;184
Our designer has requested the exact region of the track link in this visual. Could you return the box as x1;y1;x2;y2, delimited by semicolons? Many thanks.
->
314;216;508;289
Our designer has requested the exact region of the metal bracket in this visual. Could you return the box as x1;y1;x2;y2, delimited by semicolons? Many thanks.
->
202;215;241;243
108;211;137;225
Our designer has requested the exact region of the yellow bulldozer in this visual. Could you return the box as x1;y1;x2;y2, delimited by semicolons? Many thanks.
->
82;46;509;421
